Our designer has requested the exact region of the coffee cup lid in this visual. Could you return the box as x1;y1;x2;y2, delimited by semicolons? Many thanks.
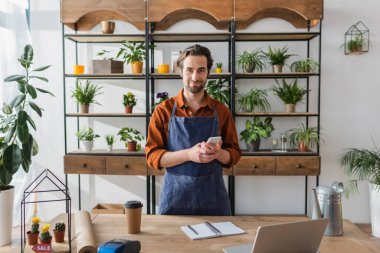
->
125;200;143;209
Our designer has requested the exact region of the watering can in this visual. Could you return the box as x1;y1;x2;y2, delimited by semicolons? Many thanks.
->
312;181;344;236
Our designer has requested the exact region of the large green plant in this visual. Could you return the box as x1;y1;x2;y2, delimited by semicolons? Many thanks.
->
339;148;380;196
271;79;308;105
263;45;295;66
71;79;103;106
117;127;144;143
288;123;319;150
0;45;53;187
205;78;231;105
237;50;266;73
237;88;270;113
240;117;274;143
116;41;153;64
290;58;319;73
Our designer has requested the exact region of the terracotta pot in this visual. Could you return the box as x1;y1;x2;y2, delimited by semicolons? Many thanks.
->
54;230;65;243
127;141;137;151
131;61;143;74
125;106;133;113
272;64;283;73
39;236;52;245
79;104;89;113
27;231;39;245
285;104;296;113
298;141;308;152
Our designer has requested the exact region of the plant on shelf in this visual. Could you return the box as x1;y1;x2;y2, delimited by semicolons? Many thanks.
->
71;79;103;113
76;127;100;151
53;222;65;243
290;58;319;73
339;146;380;237
237;88;270;113
123;92;137;113
271;79;308;113
39;224;52;245
288;123;319;152
105;135;115;152
215;62;223;73
117;127;144;152
26;217;40;245
263;45;295;73
152;92;169;112
205;78;231;106
237;49;266;73
96;49;114;60
116;41;154;74
93;49;123;74
344;35;369;53
240;117;274;152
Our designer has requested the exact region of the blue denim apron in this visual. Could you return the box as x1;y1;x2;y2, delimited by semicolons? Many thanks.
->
159;102;231;215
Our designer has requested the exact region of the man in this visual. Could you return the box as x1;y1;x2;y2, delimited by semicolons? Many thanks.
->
145;44;241;215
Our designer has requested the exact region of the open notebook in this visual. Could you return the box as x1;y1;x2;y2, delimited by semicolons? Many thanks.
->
181;222;245;240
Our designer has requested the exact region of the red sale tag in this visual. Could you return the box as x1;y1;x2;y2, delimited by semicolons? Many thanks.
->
32;244;52;253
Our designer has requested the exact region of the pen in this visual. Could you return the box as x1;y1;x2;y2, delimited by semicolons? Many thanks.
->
205;221;221;235
187;225;198;235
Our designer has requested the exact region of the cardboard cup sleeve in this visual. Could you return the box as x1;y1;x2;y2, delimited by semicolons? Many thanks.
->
75;210;97;253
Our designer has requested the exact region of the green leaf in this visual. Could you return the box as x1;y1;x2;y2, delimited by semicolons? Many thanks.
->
18;59;32;68
29;102;42;117
32;138;39;156
30;76;48;82
36;88;55;97
5;125;16;143
17;110;28;125
3;144;22;175
0;165;13;186
4;75;25;82
18;83;26;93
26;115;36;130
22;44;33;62
22;161;30;174
21;134;33;173
9;94;26;108
32;65;50;72
26;85;37;99
17;123;29;144
2;105;12;115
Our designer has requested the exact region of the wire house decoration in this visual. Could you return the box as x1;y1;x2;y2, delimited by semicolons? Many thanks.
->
344;21;370;55
21;169;71;252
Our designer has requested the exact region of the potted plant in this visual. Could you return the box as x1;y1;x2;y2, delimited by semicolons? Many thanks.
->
105;135;115;152
116;41;153;74
53;222;65;243
290;58;319;73
117;127;144;151
263;45;295;73
71;79;103;113
39;224;52;245
237;88;271;113
237;49;266;73
123;92;137;113
76;128;100;151
91;49;123;74
26;217;40;245
215;62;223;73
288;123;319;152
152;92;169;112
344;35;369;54
205;78;231;106
240;117;274;152
271;79;308;113
0;44;52;246
339;147;380;237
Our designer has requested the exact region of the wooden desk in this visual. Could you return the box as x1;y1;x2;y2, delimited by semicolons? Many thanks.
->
87;215;380;253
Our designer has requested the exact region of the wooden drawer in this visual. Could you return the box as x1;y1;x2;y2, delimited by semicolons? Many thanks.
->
106;156;147;175
148;167;232;176
276;156;320;175
233;157;276;175
64;155;105;174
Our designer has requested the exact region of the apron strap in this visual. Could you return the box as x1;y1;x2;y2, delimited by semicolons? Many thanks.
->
171;102;177;117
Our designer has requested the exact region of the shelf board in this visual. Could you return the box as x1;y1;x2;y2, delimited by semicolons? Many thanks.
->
235;32;320;41
65;34;145;43
235;112;319;117
65;73;145;79
68;149;146;156
242;149;318;156
150;73;231;79
66;113;146;117
151;33;231;42
236;72;319;79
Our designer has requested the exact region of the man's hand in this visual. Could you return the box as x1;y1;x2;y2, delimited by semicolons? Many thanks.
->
187;141;223;163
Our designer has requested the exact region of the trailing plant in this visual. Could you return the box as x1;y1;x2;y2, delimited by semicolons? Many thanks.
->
105;135;115;145
290;58;319;73
263;45;295;66
31;217;41;234
53;222;65;232
76;128;100;141
96;49;114;60
152;92;169;112
288;123;320;150
240;117;274;143
123;92;137;107
237;50;266;72
205;78;231;105
117;127;144;144
71;79;103;106
271;79;308;105
339;147;380;197
0;44;53;187
237;88;270;113
39;224;52;240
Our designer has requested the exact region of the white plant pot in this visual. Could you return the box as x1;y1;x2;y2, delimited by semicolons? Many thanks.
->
369;183;380;237
0;186;14;246
81;140;94;151
107;144;113;152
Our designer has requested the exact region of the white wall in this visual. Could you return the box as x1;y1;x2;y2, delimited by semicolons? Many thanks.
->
25;0;379;223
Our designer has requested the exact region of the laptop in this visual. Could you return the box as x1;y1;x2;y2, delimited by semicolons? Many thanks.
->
223;219;328;253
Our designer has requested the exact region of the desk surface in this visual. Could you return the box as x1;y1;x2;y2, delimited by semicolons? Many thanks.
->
86;215;380;253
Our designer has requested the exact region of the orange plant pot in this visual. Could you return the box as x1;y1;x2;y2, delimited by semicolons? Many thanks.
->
39;236;52;245
157;64;170;74
73;65;85;74
125;106;133;113
127;141;137;151
27;231;39;245
298;141;308;152
54;230;65;243
131;61;143;74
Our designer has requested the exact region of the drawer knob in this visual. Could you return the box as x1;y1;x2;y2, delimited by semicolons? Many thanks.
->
252;164;258;169
82;163;87;168
296;163;303;169
125;164;129;169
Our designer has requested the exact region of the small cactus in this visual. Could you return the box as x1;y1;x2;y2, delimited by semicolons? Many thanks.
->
54;222;66;232
31;217;40;234
39;224;52;240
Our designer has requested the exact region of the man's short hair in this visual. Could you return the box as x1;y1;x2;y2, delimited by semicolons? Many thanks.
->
176;44;214;73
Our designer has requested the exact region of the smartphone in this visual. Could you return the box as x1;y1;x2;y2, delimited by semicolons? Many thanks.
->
206;136;222;145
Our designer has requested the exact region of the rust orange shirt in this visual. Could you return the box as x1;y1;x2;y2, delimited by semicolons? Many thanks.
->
145;88;242;170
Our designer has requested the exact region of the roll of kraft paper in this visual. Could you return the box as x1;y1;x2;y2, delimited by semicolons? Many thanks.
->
75;210;97;253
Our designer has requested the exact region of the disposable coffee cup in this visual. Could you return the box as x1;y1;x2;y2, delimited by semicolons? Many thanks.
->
125;200;143;234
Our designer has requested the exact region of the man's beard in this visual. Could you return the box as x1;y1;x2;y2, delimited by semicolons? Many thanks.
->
185;81;206;93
